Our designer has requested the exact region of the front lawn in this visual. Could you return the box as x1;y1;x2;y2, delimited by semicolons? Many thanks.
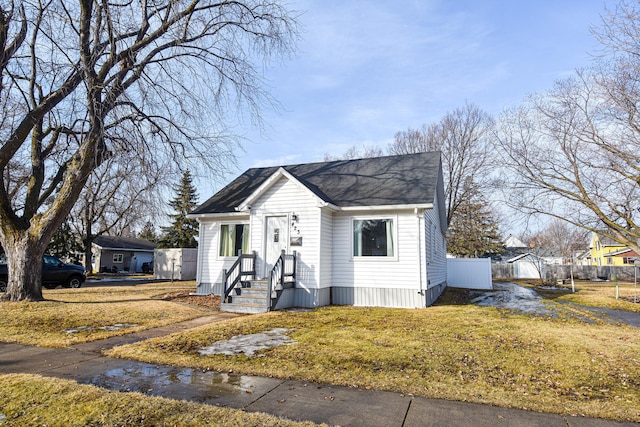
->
527;280;640;312
106;297;640;422
0;282;212;348
0;374;321;426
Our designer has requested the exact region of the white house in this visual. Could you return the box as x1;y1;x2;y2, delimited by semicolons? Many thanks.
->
189;152;448;313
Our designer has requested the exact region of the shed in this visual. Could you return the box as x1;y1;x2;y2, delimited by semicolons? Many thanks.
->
507;253;546;279
154;248;198;281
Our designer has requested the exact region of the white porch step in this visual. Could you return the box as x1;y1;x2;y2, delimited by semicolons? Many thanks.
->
227;294;267;305
221;280;270;313
220;302;269;314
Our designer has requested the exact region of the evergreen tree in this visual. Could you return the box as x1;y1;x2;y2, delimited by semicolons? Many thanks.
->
47;220;83;261
158;171;199;248
447;190;505;258
138;221;159;243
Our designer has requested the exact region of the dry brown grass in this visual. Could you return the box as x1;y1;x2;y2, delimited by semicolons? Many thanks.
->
0;373;321;426
520;280;640;312
0;282;211;348
107;302;640;422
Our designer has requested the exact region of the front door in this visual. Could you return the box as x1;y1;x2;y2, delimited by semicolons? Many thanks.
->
265;215;288;277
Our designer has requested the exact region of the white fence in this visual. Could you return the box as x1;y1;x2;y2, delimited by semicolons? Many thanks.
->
447;258;492;290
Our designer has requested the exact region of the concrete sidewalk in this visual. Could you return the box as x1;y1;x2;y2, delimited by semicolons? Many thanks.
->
0;315;636;427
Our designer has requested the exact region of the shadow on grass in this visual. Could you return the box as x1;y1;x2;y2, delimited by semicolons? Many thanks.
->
432;287;481;306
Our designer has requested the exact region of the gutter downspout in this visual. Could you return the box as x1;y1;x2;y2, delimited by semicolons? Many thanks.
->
416;207;425;298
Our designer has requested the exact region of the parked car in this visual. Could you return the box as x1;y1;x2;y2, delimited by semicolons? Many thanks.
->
0;255;86;292
141;262;153;274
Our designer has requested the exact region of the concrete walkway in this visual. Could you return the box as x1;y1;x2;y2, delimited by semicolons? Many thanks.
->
0;314;636;427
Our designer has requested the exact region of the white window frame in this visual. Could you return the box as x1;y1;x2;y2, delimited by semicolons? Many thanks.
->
351;215;398;261
113;253;123;263
218;221;250;259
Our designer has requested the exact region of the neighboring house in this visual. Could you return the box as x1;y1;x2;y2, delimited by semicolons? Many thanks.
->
574;249;591;266
604;248;640;266
92;236;157;274
494;234;529;263
589;233;632;267
190;152;448;313
533;247;564;266
507;253;546;279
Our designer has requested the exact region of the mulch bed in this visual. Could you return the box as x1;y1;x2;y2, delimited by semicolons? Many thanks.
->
156;292;221;310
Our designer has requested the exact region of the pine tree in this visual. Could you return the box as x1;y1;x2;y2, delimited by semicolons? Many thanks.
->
138;221;159;243
158;171;200;248
447;191;505;258
47;220;83;261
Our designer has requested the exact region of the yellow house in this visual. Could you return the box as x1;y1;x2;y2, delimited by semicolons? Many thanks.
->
589;233;636;266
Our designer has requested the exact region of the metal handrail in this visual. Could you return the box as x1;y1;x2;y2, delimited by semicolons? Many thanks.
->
268;250;296;309
223;250;256;301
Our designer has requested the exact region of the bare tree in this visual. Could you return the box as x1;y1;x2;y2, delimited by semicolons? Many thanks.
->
323;144;385;161
0;1;298;301
495;70;640;254
528;219;589;264
495;1;640;255
389;102;495;225
71;152;163;274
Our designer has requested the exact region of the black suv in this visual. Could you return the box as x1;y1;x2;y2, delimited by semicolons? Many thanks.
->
0;255;86;292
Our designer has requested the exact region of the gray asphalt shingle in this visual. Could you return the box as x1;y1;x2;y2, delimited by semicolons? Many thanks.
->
192;151;442;214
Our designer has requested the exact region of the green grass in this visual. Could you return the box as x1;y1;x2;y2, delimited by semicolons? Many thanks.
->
107;300;640;422
0;374;322;426
0;282;210;347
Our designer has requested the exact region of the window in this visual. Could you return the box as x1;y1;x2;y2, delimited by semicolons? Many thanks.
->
44;255;60;266
113;253;123;263
353;218;395;257
219;224;250;257
624;257;633;265
607;256;613;265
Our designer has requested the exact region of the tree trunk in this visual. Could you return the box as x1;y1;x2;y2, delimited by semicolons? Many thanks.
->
83;238;93;274
1;235;46;302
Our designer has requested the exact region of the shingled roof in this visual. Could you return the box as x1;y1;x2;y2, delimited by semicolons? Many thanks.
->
192;151;442;215
93;236;157;251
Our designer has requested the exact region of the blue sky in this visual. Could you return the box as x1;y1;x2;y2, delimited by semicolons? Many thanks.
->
195;0;613;199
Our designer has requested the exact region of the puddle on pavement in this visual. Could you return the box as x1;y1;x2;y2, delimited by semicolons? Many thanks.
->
91;362;261;400
63;324;139;334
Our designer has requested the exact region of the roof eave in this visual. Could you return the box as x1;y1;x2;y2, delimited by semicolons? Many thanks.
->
337;203;434;212
188;211;250;219
92;246;156;252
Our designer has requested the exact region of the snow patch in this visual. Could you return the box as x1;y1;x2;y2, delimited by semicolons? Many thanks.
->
199;328;297;357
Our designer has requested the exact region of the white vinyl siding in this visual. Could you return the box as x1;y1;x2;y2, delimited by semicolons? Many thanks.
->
196;217;249;291
423;192;447;288
319;208;333;288
250;176;322;288
332;210;421;290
